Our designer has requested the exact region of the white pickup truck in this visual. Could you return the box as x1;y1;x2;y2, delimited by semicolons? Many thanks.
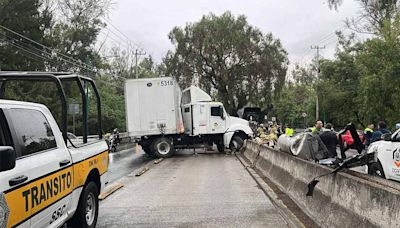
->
0;72;108;228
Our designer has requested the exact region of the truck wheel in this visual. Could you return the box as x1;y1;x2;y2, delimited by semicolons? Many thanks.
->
229;136;244;152
217;143;225;153
142;146;156;157
68;181;99;228
368;161;386;178
152;137;174;158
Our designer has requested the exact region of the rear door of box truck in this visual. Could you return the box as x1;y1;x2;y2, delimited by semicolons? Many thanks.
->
125;77;181;137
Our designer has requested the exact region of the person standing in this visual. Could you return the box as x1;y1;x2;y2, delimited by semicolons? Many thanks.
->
319;123;339;158
285;124;294;137
311;120;323;134
364;123;374;147
371;121;391;143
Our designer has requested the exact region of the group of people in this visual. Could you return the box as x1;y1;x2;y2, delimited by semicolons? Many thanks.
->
306;120;392;158
256;123;284;146
363;121;391;147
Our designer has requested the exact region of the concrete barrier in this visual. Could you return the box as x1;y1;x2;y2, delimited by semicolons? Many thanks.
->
243;140;400;228
243;140;260;164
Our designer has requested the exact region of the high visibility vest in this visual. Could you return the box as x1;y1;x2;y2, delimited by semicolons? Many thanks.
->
311;127;321;134
285;128;294;136
364;127;373;134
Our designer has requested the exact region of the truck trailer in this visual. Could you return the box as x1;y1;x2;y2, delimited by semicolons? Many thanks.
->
125;77;253;158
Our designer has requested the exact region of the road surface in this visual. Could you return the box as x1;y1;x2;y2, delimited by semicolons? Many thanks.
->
107;145;152;183
98;150;289;227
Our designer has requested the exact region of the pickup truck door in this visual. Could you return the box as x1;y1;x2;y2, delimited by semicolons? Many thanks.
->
0;108;30;228
2;107;73;228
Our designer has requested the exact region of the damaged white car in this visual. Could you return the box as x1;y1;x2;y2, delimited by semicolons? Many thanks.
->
367;128;400;182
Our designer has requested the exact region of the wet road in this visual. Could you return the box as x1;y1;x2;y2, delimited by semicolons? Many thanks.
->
107;144;153;183
98;150;289;227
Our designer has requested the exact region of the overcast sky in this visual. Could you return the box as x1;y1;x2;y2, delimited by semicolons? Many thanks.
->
103;0;361;67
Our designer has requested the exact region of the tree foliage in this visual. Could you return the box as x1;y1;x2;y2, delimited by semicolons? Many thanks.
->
164;12;288;115
274;4;400;129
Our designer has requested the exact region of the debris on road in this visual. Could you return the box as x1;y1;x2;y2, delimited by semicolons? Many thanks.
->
154;158;164;164
135;166;150;176
99;182;124;200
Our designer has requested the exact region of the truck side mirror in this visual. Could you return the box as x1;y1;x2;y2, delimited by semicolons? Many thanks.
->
0;146;16;172
382;133;392;141
220;106;225;120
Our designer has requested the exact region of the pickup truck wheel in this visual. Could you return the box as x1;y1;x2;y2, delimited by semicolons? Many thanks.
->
368;161;386;178
152;137;174;158
229;136;244;152
217;143;225;153
68;181;99;228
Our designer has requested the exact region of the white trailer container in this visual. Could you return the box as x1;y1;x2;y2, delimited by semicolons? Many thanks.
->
125;77;183;137
125;77;253;158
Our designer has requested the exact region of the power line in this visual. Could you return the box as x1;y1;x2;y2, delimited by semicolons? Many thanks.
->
0;25;131;81
102;10;143;51
0;24;85;67
0;25;98;73
0;35;125;88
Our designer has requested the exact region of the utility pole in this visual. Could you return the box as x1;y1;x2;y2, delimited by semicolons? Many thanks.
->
311;45;325;121
134;49;146;79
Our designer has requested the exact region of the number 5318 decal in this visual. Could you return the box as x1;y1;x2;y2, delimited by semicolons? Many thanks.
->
160;80;173;86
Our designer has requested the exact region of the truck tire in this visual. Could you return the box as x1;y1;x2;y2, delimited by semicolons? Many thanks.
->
152;137;174;158
217;143;225;153
68;181;99;228
143;146;156;157
229;136;244;152
368;161;386;178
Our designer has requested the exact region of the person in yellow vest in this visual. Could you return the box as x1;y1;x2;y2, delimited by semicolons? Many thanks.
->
285;125;294;137
311;120;323;134
364;123;374;147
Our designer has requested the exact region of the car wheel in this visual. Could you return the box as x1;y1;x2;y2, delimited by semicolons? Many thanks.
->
229;136;244;152
68;181;99;228
152;137;174;158
368;161;386;178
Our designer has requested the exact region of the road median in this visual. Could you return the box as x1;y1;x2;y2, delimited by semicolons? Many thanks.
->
242;140;400;228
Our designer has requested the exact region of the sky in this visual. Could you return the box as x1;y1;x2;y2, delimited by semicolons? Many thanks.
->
102;0;361;67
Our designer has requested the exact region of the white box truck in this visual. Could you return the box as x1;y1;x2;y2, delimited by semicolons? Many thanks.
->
125;77;253;157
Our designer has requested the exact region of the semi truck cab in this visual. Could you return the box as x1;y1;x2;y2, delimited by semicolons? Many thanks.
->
181;86;253;152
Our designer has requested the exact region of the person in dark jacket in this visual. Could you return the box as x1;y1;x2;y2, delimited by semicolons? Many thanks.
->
371;121;391;143
319;123;339;158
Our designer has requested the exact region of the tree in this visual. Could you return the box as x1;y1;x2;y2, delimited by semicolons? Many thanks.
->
137;56;163;78
163;11;288;115
0;0;48;70
273;82;315;127
44;0;111;73
328;0;400;37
